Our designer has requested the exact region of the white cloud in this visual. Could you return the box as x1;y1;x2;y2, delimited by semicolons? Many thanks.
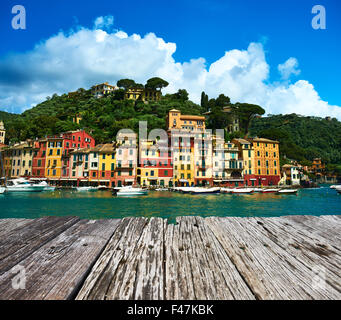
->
93;15;114;31
278;57;301;80
0;18;340;120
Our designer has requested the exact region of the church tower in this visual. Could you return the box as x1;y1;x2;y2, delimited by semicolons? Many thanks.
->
0;121;5;144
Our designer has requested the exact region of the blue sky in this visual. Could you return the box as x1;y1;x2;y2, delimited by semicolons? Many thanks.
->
0;0;340;118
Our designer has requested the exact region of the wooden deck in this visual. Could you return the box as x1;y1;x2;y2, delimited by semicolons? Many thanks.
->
0;215;340;300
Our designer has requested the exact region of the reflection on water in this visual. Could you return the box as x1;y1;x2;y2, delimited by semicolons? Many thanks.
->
0;188;340;222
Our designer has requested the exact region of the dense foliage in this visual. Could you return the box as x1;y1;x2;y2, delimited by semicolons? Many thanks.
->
1;83;340;174
250;114;341;172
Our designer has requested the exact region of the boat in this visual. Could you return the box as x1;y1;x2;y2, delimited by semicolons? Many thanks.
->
6;178;46;192
261;188;280;193
330;185;341;189
35;180;56;191
155;188;169;191
231;188;254;194
276;189;298;194
76;186;98;192
220;188;234;194
253;188;264;192
190;187;220;194
0;186;6;194
115;186;148;196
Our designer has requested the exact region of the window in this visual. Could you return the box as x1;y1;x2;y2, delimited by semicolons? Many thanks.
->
102;164;105;171
57;149;60;156
187;173;191;179
164;170;168;176
111;163;115;171
92;172;96;178
72;171;76;177
112;154;115;159
102;154;106;159
52;169;56;176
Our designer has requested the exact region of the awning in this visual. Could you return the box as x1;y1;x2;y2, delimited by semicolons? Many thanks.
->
125;179;135;182
250;178;257;181
262;178;267;180
98;179;110;182
60;178;77;181
147;177;157;180
179;179;188;182
30;178;47;181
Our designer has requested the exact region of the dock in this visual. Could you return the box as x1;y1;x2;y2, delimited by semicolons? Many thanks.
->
0;215;340;300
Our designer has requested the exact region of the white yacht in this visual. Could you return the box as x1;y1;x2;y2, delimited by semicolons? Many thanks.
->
0;186;6;194
76;186;98;192
6;178;46;192
115;186;148;196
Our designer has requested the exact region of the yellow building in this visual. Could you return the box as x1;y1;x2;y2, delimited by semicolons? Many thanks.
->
72;114;83;124
251;137;281;186
8;141;35;177
167;109;205;131
0;121;5;144
125;88;161;102
97;144;116;187
45;137;64;179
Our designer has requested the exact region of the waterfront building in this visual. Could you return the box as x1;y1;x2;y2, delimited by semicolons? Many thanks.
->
9;141;35;178
233;138;255;186
69;147;92;187
91;82;118;98
167;109;205;132
45;130;95;183
281;164;301;186
213;137;244;187
115;132;137;187
137;139;173;187
97;143;116;188
249;137;281;186
31;139;47;178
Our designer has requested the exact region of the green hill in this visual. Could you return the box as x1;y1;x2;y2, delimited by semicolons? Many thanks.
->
250;114;341;166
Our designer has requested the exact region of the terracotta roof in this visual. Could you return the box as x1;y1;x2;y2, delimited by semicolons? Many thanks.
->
233;138;251;145
180;115;205;120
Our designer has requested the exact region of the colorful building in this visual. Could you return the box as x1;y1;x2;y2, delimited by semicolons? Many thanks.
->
31;139;47;178
45;130;95;183
247;137;281;186
97;144;116;188
167;109;205;132
8;141;35;178
137;139;173;187
213;137;244;187
115;132;137;187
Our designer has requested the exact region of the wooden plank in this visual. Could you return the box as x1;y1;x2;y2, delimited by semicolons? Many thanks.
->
76;217;153;300
0;219;32;235
165;217;255;300
205;217;340;299
0;216;80;275
0;219;120;300
254;217;341;295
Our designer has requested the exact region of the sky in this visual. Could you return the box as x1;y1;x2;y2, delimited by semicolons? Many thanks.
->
0;0;340;119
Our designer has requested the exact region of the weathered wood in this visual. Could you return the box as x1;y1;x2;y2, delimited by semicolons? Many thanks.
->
254;217;341;294
76;217;154;300
165;217;255;300
0;219;120;300
1;215;340;300
0;216;80;275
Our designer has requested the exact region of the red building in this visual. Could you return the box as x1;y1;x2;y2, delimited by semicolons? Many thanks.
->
31;139;47;178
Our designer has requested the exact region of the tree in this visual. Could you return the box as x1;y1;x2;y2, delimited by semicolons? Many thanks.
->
234;103;265;137
200;92;209;112
175;89;189;101
145;77;169;91
117;79;136;90
215;94;230;107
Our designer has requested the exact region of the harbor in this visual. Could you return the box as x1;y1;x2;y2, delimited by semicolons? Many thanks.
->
0;215;340;300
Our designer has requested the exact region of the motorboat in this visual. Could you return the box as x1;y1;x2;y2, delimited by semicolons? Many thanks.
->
76;186;98;192
6;178;46;192
115;186;148;196
253;188;264;192
231;188;254;194
35;180;55;191
261;188;280;193
0;186;6;194
330;185;340;189
190;187;220;194
276;189;298;194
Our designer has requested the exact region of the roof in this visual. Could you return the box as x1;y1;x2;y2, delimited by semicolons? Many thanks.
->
180;115;205;121
252;137;279;144
233;138;251;145
169;109;180;112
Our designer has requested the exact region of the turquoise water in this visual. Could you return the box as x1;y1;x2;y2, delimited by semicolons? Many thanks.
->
0;187;340;223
